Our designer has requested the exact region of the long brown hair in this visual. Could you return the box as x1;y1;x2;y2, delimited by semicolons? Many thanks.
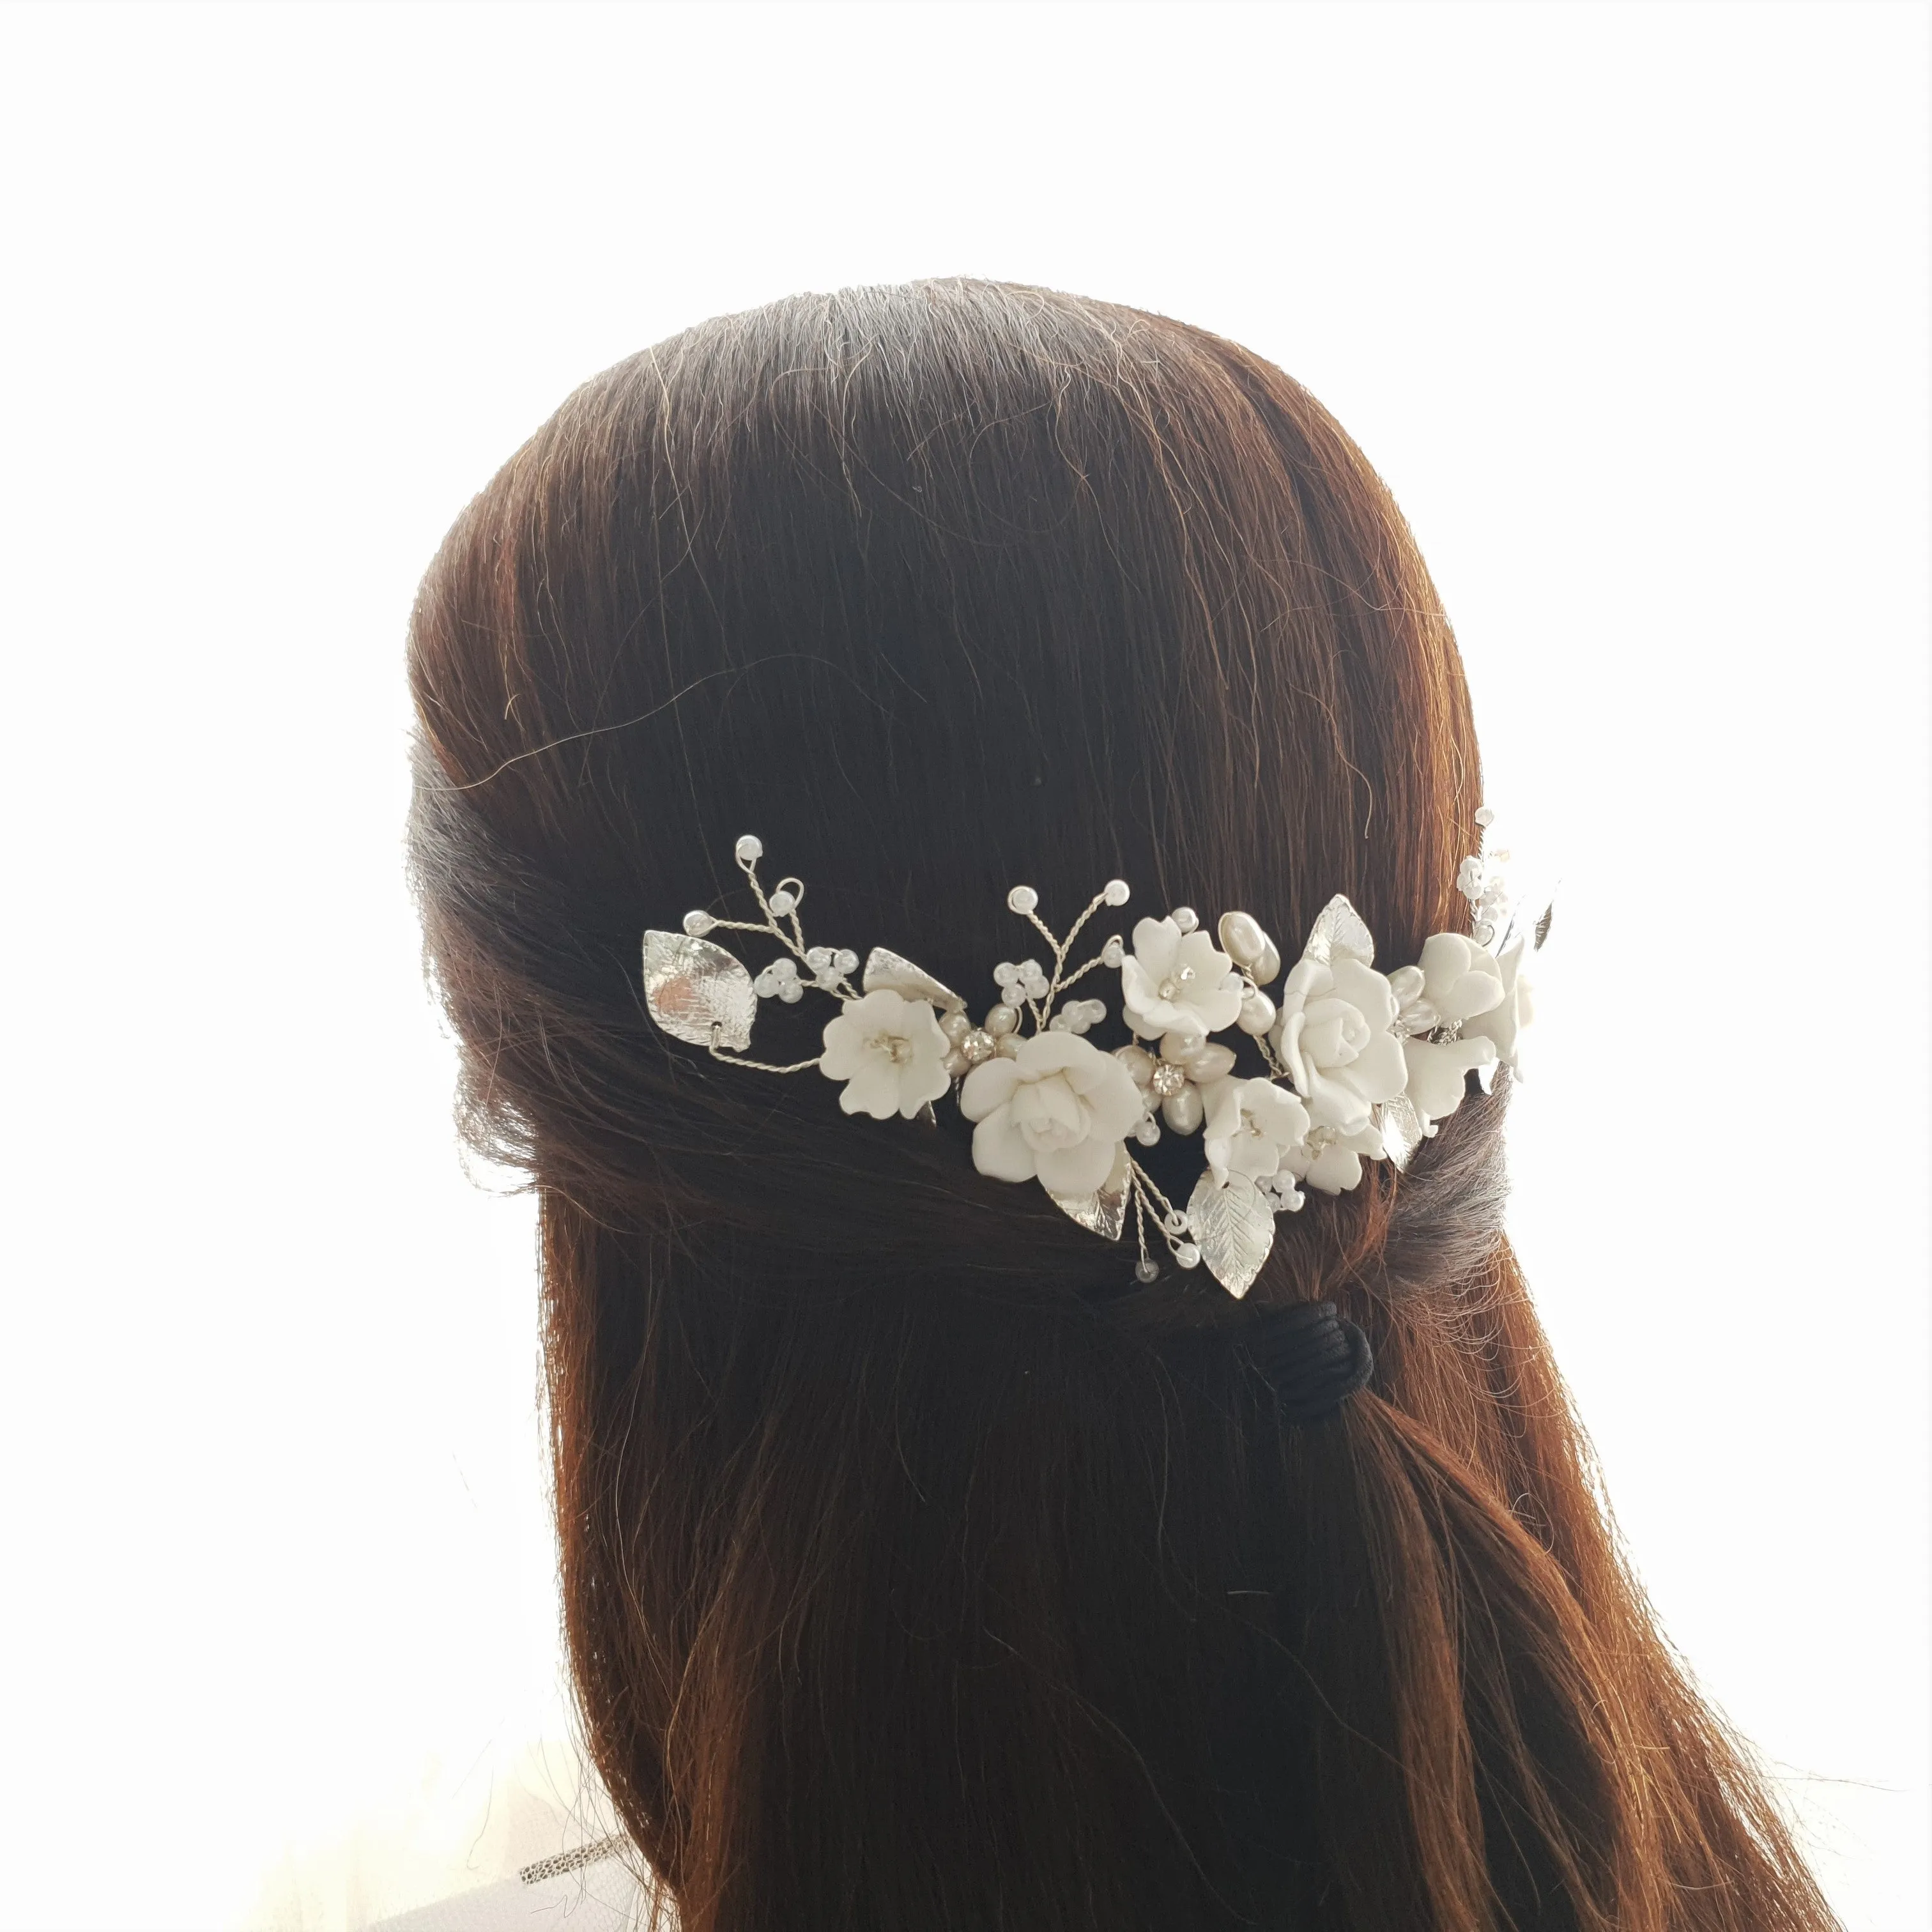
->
408;280;1836;1932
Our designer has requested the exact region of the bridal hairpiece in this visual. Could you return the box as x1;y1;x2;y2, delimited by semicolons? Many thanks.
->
641;814;1545;1298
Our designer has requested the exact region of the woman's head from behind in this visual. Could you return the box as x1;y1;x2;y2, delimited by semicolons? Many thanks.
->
409;282;1832;1932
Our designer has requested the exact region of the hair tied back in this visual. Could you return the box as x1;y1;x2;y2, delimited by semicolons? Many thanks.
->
1243;1301;1374;1423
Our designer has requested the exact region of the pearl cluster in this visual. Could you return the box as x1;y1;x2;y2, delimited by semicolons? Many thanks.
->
992;958;1052;1006
753;958;804;1002
1046;998;1108;1035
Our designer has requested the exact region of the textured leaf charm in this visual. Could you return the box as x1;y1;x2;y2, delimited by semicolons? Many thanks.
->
642;930;756;1050
1377;1094;1425;1171
1049;1142;1131;1241
862;946;966;1015
1186;1171;1275;1299
1304;894;1376;967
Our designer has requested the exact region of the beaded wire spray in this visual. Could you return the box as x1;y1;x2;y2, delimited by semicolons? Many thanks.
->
642;816;1544;1300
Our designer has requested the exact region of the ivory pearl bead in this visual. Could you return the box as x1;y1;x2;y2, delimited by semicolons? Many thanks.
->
985;1003;1019;1037
1183;1043;1236;1082
1161;1085;1204;1134
1113;1045;1156;1086
1217;910;1266;966
1237;987;1276;1035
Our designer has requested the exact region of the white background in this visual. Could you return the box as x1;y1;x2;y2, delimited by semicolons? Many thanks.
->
1;4;1925;1928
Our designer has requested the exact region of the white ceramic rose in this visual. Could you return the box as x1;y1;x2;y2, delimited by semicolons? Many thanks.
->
818;988;953;1120
960;1032;1145;1196
1200;1075;1312;1188
1120;917;1244;1046
1271;947;1407;1133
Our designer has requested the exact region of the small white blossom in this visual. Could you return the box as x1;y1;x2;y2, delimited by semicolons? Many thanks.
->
1120;917;1243;1043
818;989;953;1120
1199;1076;1312;1188
1280;1121;1386;1195
1463;931;1535;1077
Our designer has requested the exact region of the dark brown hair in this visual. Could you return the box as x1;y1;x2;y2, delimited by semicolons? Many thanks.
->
408;280;1836;1932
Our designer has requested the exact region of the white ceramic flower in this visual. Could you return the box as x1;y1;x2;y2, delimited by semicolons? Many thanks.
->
960;1032;1145;1196
1464;931;1534;1076
1270;944;1407;1133
1409;931;1505;1027
1401;1035;1497;1123
818;988;953;1120
1200;1076;1312;1188
1280;1121;1386;1195
1120;917;1244;1044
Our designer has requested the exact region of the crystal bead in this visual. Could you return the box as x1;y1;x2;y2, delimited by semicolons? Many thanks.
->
1149;1061;1187;1099
1174;1241;1201;1270
993;962;1018;987
778;981;802;1004
1133;1258;1160;1284
805;947;832;970
682;910;716;936
768;889;797;916
735;835;763;864
962;1029;995;1064
834;949;859;974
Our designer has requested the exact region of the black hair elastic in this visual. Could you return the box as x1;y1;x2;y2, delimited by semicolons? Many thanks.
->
1243;1301;1374;1423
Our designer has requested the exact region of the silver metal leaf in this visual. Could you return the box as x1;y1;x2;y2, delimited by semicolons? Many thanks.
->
861;946;965;1014
1048;1142;1131;1242
642;930;756;1051
1186;1170;1275;1300
1377;1094;1425;1171
1303;893;1376;967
